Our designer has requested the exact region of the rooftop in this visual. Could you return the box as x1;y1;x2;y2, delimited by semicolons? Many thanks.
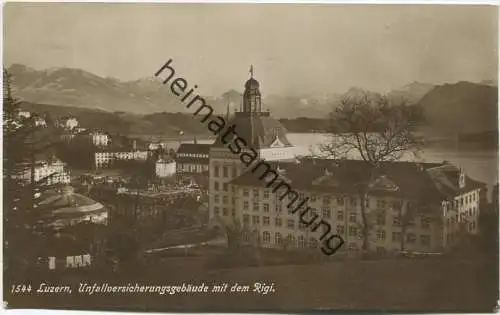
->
230;158;482;203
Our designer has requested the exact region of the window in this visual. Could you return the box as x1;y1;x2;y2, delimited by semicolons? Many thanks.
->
349;226;358;237
263;190;270;199
350;197;357;207
406;233;416;244
263;216;270;226
214;195;220;203
365;199;370;208
243;214;250;224
214;182;219;191
298;235;305;248
253;189;259;198
275;218;282;227
337;210;344;221
275;204;282;213
310;195;317;202
263;203;270;213
349;212;357;223
421;216;430;229
323;196;331;205
392;232;401;242
214;207;220;216
232;209;236;217
252;216;260;225
222;208;228;216
214;165;220;177
287;219;295;229
253;203;259;212
242;201;249;211
322;207;331;218
275;232;282;244
337;225;345;235
263;231;271;243
299;222;307;230
420;235;430;246
392;216;401;226
222;196;228;204
232;167;237;178
243;189;249;197
223;183;229;192
376;230;386;241
223;166;228;177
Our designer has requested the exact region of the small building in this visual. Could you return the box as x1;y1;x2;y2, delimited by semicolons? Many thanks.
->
94;150;149;168
175;143;210;175
18;111;31;119
155;158;176;178
61;116;79;130
18;158;71;186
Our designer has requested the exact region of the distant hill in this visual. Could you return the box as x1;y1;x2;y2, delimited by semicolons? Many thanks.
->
9;64;183;114
18;101;211;137
418;81;498;135
386;82;435;105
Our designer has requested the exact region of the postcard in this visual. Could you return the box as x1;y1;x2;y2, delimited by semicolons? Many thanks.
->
3;2;499;312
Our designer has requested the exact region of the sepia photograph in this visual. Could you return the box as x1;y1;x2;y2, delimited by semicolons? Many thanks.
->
2;2;499;312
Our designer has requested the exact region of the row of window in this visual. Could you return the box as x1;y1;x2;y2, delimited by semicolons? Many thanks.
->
258;231;317;248
177;153;208;159
240;189;404;209
213;165;238;178
239;202;431;229
213;206;236;217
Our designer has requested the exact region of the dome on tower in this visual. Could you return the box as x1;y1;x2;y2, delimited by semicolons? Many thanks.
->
245;77;260;89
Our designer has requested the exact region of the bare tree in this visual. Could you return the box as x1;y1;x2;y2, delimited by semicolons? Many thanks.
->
320;92;423;255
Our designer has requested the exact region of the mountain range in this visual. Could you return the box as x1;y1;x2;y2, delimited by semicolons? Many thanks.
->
8;64;435;118
7;64;498;139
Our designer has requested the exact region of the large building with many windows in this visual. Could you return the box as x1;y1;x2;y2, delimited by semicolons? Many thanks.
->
227;159;484;256
207;72;485;256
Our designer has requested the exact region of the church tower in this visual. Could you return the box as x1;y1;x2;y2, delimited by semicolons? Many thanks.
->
208;67;295;231
242;65;262;113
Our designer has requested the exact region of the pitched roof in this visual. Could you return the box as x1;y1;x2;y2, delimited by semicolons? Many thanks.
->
230;158;446;202
427;163;486;198
212;112;292;149
177;143;211;155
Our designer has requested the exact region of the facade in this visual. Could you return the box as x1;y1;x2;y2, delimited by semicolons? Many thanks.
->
155;158;176;178
227;159;484;256
19;159;71;186
61;117;79;130
207;71;485;256
208;72;296;227
34;117;47;127
18;111;31;119
176;143;210;175
89;131;111;147
94;150;149;168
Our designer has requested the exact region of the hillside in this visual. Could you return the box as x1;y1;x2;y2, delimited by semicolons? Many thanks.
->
418;82;498;135
19;102;211;137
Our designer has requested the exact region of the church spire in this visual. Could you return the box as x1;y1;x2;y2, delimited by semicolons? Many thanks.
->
243;66;261;113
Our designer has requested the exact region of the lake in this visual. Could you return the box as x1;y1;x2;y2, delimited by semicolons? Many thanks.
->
163;132;499;187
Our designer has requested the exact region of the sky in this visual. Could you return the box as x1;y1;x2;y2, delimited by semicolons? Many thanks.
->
3;3;498;96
